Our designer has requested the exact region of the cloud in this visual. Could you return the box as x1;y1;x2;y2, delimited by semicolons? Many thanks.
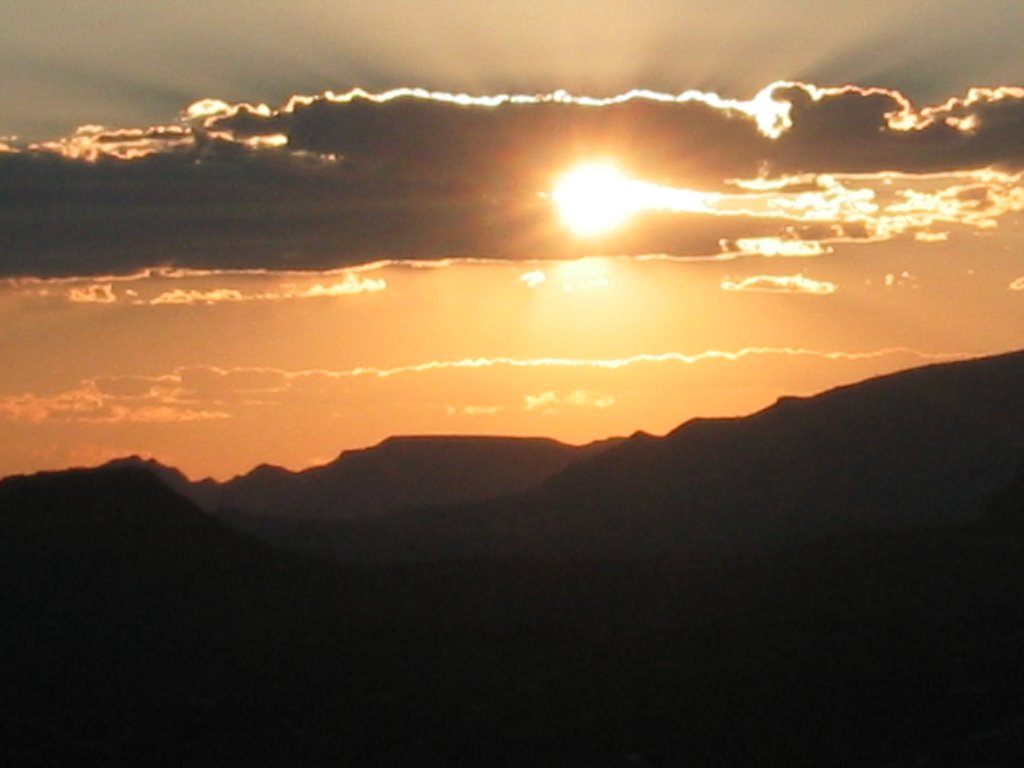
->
445;404;505;416
145;277;387;304
295;274;387;298
3;82;1024;278
519;270;547;288
524;390;616;414
720;274;837;295
914;230;949;242
194;83;1024;178
28;124;193;162
2;346;974;429
1009;276;1024;291
150;288;246;305
722;237;830;258
4;267;387;305
0;379;229;425
315;346;971;379
882;271;919;289
770;83;1024;174
712;170;1024;244
68;282;117;303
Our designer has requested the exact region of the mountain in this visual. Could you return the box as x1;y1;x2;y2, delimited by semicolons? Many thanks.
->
983;458;1024;529
96;453;221;503
1;464;242;559
0;465;345;764
0;464;331;630
107;435;619;520
4;450;1024;765
305;349;1024;562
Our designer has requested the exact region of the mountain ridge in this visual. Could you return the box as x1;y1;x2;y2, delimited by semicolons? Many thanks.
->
291;348;1024;562
93;434;622;521
6;354;1024;764
11;349;1024;563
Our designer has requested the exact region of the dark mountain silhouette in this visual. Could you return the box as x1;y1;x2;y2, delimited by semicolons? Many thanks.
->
533;348;1024;548
0;465;347;764
89;454;221;506
106;435;619;521
0;464;310;570
4;418;1024;765
983;458;1024;529
0;465;336;649
289;350;1024;563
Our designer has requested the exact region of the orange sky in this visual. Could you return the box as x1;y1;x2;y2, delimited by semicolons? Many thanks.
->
3;83;1024;479
3;222;1022;479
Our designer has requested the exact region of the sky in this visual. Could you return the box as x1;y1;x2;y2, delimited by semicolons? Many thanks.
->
2;1;1023;479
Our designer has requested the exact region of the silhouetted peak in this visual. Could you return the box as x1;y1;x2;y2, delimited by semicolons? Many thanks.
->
102;454;193;484
3;463;169;500
0;465;219;544
245;463;295;480
627;430;656;440
105;453;150;466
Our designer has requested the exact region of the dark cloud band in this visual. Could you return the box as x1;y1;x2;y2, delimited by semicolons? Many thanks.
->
2;83;1023;278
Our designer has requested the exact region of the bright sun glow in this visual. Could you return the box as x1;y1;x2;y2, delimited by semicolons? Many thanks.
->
552;162;714;236
552;163;641;236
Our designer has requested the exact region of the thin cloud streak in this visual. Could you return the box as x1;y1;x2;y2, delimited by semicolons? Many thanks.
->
0;384;229;425
5;268;388;305
145;273;386;305
720;274;837;295
318;346;973;379
0;347;974;426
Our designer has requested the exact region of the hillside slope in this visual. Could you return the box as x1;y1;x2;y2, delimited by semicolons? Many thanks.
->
312;350;1024;562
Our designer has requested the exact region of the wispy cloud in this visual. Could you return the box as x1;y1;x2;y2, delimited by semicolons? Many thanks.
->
0;346;974;428
68;283;117;304
720;274;837;295
3;268;388;306
332;346;968;379
524;390;616;413
444;404;505;416
0;381;228;425
145;274;386;305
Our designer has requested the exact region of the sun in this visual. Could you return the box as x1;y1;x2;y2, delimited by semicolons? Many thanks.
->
552;162;640;236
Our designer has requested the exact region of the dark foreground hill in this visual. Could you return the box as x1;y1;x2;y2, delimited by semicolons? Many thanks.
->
107;435;618;521
0;466;340;764
291;349;1024;563
3;462;1024;765
985;459;1024;530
